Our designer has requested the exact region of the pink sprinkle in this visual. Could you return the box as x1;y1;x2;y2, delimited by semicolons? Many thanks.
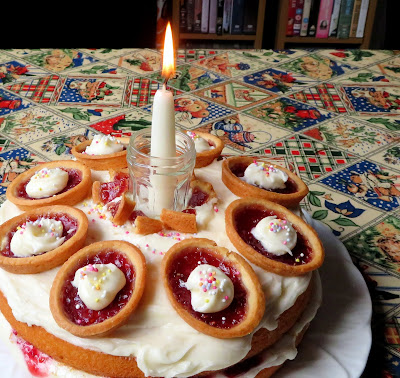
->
283;241;287;245
38;224;42;228
224;296;229;300
125;231;129;234
203;288;207;292
92;219;95;222
77;320;81;324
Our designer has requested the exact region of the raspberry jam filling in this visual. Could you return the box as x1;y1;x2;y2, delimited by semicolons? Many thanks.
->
62;250;134;326
188;186;209;208
100;172;129;204
1;213;78;258
18;168;82;200
235;206;312;265
231;163;297;194
129;210;146;223
107;200;121;217
167;247;247;329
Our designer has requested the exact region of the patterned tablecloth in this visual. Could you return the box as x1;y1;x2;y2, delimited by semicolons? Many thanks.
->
1;48;400;377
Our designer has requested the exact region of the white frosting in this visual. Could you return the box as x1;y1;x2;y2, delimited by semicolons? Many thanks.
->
243;162;288;190
85;135;124;155
185;264;234;313
187;131;214;153
0;160;316;378
251;216;297;256
10;218;65;257
25;168;69;199
72;264;126;311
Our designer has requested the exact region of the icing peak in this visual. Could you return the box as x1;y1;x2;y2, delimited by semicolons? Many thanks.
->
25;168;69;199
85;135;124;156
187;131;214;153
243;162;288;190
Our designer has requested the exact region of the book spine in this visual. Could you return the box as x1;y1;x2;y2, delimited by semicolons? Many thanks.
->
293;0;305;36
209;0;218;33
180;0;188;32
286;0;297;36
222;0;232;33
230;0;244;34
328;0;342;36
307;0;321;36
216;0;224;35
243;0;258;34
316;0;334;38
300;0;312;36
337;0;355;38
349;0;362;37
201;0;210;32
186;0;195;32
356;0;369;37
193;0;203;32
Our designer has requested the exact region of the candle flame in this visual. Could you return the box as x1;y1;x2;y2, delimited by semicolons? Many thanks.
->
162;22;175;80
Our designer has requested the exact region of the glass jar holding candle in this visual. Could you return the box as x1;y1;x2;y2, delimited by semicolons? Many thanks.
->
127;129;196;218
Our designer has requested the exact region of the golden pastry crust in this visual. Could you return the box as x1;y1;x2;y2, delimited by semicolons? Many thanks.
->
50;240;146;338
222;156;309;207
134;215;163;235
71;137;129;171
189;178;217;205
108;194;136;226
161;238;266;339
6;160;92;211
225;198;324;276
0;205;88;274
189;131;224;168
160;208;197;233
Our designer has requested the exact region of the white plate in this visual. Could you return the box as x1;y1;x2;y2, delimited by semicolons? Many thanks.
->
0;215;372;378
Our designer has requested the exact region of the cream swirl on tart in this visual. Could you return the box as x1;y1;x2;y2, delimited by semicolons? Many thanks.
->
187;131;215;153
85;135;124;156
185;264;234;313
25;168;69;198
242;162;288;190
10;218;65;257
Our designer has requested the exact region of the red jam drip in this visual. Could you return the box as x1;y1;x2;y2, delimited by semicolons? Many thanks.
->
107;200;121;217
100;172;129;204
182;208;196;215
235;206;312;265
129;210;146;223
17;168;82;200
167;247;247;329
11;330;51;377
62;250;135;326
1;213;78;258
231;163;297;194
188;186;209;207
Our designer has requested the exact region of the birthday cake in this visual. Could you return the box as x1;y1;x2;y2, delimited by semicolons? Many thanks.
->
0;134;323;378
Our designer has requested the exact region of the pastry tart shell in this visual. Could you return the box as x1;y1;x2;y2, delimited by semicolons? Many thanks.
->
222;156;309;207
71;137;129;171
0;205;88;274
162;238;266;339
225;198;324;276
50;240;146;337
192;131;224;168
6;160;92;211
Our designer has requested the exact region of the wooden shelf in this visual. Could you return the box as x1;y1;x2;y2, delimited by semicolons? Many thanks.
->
172;0;266;48
275;0;378;49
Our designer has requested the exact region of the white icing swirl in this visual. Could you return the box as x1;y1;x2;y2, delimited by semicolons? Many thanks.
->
85;135;124;155
185;264;234;313
187;131;214;153
10;218;65;257
72;263;126;310
25;168;69;199
243;162;288;190
251;216;297;256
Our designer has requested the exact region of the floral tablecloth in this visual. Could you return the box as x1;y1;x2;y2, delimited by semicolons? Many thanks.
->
1;48;400;377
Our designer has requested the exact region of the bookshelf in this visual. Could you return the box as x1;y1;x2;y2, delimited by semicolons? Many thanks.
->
171;0;266;49
275;0;378;49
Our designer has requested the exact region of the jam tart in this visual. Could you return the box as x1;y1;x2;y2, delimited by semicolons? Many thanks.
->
225;198;324;276
71;136;129;171
6;160;91;211
188;131;224;168
50;240;146;337
0;205;88;274
162;238;265;339
222;156;308;207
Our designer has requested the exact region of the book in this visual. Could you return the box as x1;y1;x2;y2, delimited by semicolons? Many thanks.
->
300;0;313;36
316;0;334;38
286;0;297;36
337;0;355;38
307;0;321;36
180;0;188;32
209;0;218;33
293;0;305;36
328;0;342;36
201;0;210;32
216;0;224;35
186;0;195;32
356;0;370;37
222;0;232;33
243;0;258;34
193;0;203;32
349;0;362;37
230;0;244;34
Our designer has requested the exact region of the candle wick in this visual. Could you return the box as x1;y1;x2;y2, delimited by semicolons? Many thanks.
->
163;76;169;88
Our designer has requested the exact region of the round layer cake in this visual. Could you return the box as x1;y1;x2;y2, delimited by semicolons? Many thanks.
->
0;159;322;378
